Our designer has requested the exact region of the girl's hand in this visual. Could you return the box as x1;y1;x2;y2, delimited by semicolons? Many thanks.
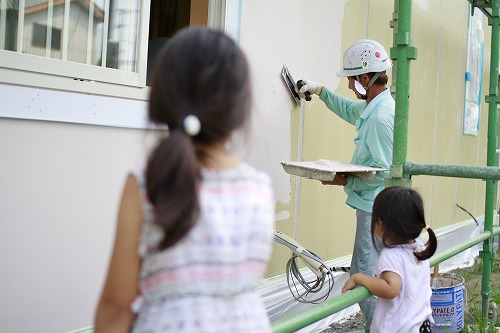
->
342;274;359;292
342;271;402;299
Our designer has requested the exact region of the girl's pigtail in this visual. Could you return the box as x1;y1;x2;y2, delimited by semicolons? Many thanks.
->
414;226;437;261
146;130;200;250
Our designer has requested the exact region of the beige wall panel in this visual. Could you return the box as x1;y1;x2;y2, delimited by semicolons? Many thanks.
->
400;1;489;229
367;0;395;45
409;2;440;165
432;3;468;227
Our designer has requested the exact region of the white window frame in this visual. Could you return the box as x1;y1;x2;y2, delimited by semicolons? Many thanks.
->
0;0;233;101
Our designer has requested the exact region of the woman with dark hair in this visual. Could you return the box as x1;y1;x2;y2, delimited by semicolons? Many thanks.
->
94;27;275;333
342;186;437;333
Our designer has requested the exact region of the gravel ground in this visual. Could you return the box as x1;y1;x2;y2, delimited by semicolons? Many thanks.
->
321;312;365;333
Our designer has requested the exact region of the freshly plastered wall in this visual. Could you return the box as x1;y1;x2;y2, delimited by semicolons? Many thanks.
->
237;0;354;277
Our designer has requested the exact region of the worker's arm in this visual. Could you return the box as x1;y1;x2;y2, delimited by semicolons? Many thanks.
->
319;87;365;125
342;271;401;299
297;80;365;125
94;174;143;333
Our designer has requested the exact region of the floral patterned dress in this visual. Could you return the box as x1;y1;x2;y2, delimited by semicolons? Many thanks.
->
130;163;275;333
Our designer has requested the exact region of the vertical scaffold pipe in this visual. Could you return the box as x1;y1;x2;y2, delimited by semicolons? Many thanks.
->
387;0;417;188
481;0;500;320
389;0;399;100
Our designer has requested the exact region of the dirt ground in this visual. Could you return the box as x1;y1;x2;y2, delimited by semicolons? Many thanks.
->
326;311;365;332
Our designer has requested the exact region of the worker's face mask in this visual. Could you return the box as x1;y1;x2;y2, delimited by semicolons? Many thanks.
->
354;79;366;95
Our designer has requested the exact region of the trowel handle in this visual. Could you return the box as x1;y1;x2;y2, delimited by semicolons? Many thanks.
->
296;80;311;101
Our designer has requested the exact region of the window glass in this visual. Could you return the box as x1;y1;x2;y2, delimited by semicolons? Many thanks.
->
1;0;141;72
0;0;222;101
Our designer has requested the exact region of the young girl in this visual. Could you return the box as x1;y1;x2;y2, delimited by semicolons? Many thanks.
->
342;186;437;333
94;28;275;333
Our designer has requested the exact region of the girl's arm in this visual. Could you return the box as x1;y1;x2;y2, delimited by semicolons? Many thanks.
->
342;271;401;299
94;175;143;333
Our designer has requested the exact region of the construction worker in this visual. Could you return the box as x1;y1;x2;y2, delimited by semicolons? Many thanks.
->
298;39;394;333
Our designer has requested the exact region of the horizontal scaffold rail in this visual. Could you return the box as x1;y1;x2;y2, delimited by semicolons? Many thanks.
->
404;161;500;180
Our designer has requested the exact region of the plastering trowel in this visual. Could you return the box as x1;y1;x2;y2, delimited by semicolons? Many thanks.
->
281;64;311;106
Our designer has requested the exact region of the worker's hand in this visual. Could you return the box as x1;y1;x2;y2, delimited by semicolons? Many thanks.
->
321;173;348;186
297;79;323;98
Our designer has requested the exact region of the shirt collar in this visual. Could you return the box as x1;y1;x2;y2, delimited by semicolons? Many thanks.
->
360;88;391;120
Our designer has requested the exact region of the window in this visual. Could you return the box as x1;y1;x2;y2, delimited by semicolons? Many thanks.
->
32;23;61;50
0;0;227;100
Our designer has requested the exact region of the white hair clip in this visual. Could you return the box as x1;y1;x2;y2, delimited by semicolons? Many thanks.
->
183;115;201;136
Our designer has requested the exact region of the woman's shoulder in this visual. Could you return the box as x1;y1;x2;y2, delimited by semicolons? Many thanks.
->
240;163;273;184
202;162;272;185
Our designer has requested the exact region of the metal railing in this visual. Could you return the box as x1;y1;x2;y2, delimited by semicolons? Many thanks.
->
272;227;500;333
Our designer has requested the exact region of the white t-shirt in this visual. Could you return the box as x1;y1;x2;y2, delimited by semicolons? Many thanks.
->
370;238;434;333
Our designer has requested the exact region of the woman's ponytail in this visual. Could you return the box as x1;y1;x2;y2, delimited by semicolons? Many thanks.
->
146;130;200;250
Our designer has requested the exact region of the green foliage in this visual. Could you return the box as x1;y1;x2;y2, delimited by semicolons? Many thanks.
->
451;256;500;332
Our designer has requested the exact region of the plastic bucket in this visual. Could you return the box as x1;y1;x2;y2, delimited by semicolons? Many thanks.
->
430;273;465;333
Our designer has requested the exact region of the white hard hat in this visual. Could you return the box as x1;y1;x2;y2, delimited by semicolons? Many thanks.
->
336;39;392;77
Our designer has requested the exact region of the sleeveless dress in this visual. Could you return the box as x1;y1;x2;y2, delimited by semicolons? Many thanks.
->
130;163;275;333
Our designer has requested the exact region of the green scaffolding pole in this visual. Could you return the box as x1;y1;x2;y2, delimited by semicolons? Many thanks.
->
477;0;500;320
387;0;417;188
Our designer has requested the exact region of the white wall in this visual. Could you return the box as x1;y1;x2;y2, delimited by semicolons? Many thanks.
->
0;115;149;332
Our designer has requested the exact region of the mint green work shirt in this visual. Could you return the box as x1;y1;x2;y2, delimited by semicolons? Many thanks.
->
319;87;395;212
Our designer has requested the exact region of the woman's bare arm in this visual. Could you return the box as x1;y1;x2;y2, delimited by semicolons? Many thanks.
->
94;175;143;333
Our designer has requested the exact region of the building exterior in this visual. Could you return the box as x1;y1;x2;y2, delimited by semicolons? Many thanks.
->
0;1;492;332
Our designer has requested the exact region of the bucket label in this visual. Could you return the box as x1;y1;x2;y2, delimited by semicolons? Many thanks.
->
431;290;455;305
431;275;465;333
432;306;455;318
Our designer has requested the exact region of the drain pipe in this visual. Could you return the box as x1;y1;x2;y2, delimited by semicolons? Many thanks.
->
387;0;417;188
293;100;305;239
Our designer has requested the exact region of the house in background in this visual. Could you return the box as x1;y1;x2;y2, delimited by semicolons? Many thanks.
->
0;1;493;332
5;0;106;65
